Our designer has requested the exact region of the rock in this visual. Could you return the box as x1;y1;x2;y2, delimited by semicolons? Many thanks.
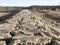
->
0;41;6;45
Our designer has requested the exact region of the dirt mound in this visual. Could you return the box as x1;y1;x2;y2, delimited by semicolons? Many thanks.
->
0;9;60;45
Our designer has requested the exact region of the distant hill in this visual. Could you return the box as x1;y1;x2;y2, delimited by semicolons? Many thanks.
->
0;5;60;11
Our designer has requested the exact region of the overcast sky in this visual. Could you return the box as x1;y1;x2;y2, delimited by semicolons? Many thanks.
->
0;0;60;6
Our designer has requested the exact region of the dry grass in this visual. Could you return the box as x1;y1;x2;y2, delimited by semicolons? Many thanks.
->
0;12;11;17
35;10;60;23
47;10;60;16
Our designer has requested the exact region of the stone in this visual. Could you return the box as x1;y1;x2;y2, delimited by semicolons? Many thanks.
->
0;41;6;45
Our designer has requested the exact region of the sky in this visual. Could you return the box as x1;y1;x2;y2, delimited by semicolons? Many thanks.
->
0;0;60;7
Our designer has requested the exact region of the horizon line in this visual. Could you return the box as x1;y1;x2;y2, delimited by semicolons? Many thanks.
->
0;5;60;7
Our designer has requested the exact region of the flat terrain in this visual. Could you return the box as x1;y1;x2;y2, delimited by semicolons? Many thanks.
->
34;10;60;23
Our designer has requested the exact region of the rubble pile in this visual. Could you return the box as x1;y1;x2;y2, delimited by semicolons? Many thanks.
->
0;9;60;45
